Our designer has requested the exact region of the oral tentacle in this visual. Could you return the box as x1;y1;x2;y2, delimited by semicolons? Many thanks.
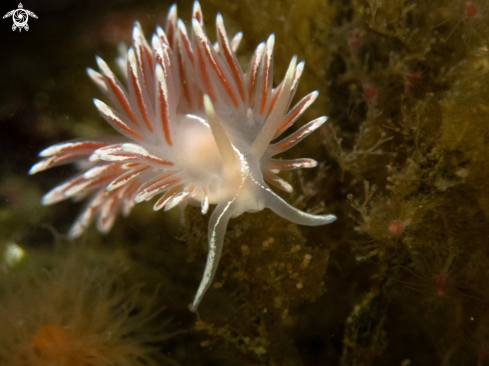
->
260;183;337;226
191;199;236;311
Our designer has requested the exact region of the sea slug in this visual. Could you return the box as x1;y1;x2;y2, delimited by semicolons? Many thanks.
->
30;2;337;310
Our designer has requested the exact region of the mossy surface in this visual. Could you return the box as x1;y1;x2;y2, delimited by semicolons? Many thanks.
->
1;0;489;364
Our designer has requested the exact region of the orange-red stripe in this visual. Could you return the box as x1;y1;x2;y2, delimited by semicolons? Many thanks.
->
106;78;139;126
276;95;311;134
52;142;107;156
123;162;140;168
200;39;238;107
268;84;282;117
259;55;270;115
81;174;115;191
59;176;86;193
99;197;117;223
143;45;154;73
194;9;202;23
130;66;153;132
271;159;314;170
274;139;295;151
248;57;259;106
85;163;124;179
158;79;173;147
104;152;138;159
153;178;181;192
137;45;152;107
140;174;172;191
197;46;216;102
110;165;150;187
179;31;195;64
107;113;143;140
177;49;191;104
167;23;175;49
142;154;174;166
274;130;308;151
272;162;295;169
218;29;245;101
155;184;182;209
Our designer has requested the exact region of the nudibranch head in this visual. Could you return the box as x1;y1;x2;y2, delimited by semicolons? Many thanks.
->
30;1;336;310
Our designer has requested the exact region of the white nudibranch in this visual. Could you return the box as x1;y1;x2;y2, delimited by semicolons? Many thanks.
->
29;2;337;310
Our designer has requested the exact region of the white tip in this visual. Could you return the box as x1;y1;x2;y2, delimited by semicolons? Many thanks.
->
28;161;47;175
308;159;318;168
201;194;209;215
192;18;204;37
133;21;143;39
87;67;107;92
167;4;177;24
121;143;147;155
128;47;137;67
316;116;328;125
216;12;224;28
151;34;160;50
88;155;100;162
95;56;108;72
267;34;275;49
41;193;57;206
158;27;170;47
178;18;189;37
38;145;56;157
93;98;105;111
296;61;305;76
193;1;203;22
164;190;188;211
230;32;243;52
283;180;293;193
134;196;143;204
86;67;98;79
40;183;69;205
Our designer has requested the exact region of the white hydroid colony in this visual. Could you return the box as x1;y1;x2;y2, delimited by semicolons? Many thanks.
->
30;2;336;310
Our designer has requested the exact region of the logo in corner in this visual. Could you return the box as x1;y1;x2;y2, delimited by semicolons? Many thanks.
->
3;3;37;32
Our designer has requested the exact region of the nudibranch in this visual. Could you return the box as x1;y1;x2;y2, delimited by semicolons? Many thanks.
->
29;2;336;310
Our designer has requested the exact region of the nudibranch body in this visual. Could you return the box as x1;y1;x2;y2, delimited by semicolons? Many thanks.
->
30;2;336;310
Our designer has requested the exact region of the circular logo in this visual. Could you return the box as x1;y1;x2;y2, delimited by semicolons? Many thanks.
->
12;8;29;28
3;3;38;32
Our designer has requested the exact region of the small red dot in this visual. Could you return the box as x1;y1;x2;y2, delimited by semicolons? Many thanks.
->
362;84;377;103
348;28;361;57
388;219;404;236
464;1;478;19
434;273;448;297
406;72;422;87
